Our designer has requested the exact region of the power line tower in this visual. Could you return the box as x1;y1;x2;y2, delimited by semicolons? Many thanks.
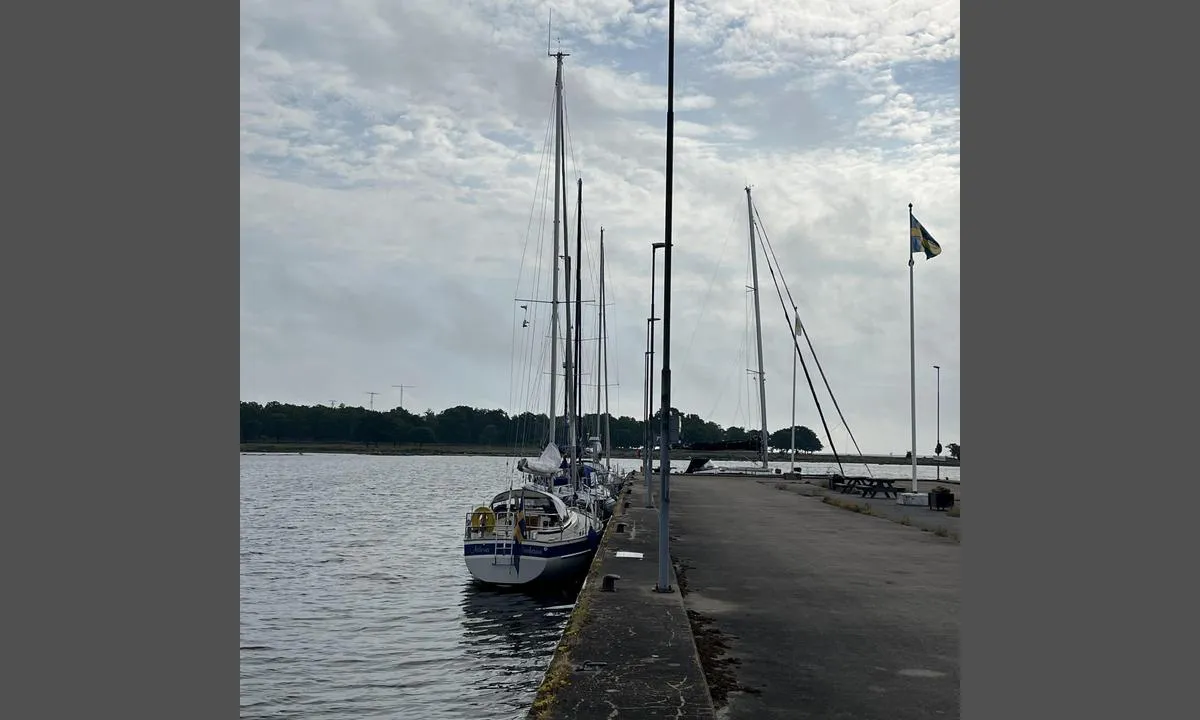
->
391;384;416;411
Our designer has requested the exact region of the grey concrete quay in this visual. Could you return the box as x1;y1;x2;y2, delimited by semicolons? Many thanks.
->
671;474;960;718
528;482;716;719
529;472;961;719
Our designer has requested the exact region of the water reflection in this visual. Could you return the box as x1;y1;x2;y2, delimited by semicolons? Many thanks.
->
457;579;584;694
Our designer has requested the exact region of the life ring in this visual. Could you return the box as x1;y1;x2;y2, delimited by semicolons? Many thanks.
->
470;506;496;532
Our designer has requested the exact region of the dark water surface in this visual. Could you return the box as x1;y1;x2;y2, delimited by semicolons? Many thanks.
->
240;453;581;720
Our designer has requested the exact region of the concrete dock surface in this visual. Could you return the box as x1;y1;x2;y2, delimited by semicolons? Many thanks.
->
532;487;716;720
671;474;960;719
777;478;962;541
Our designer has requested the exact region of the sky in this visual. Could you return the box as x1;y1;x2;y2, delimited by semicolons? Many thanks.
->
240;0;960;456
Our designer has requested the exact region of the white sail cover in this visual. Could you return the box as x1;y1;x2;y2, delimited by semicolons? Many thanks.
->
518;442;563;477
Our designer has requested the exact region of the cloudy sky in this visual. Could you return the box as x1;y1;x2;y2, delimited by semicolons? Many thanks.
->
240;0;960;455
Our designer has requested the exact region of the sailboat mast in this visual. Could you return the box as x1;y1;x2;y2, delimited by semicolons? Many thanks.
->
790;309;798;475
564;250;575;472
745;186;770;469
561;112;571;445
572;178;584;490
600;227;612;471
595;227;603;442
547;51;566;447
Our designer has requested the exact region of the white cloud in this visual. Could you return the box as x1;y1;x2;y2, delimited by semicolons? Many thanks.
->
241;0;961;452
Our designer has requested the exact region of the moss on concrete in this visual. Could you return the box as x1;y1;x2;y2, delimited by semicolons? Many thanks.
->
527;483;632;720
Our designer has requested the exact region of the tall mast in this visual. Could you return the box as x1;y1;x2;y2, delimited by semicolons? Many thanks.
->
561;95;571;445
600;227;612;471
571;177;584;491
547;49;567;447
745;186;770;470
564;249;574;472
594;228;602;443
790;309;798;474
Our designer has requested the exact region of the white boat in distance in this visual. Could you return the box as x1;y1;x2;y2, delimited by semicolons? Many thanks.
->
464;485;600;587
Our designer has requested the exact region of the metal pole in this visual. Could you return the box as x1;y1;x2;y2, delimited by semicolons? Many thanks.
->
656;0;676;594
935;364;941;482
573;177;584;491
643;333;652;505
601;231;612;472
648;250;659;503
909;204;918;493
547;52;565;448
790;310;797;475
745;187;769;470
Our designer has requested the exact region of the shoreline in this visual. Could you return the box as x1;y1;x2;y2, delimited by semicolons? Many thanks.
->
239;443;960;467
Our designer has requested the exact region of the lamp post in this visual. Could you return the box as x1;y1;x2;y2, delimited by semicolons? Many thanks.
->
933;365;942;482
643;317;658;505
643;242;666;506
655;0;676;595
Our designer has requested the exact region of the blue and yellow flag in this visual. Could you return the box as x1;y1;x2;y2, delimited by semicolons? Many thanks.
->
910;213;942;260
512;498;527;574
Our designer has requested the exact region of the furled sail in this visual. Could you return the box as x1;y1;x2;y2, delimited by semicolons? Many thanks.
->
517;442;563;476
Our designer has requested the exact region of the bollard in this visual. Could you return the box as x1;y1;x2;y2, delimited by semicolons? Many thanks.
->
601;574;621;592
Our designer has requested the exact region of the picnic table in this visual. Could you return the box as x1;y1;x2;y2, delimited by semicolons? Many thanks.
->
860;478;899;498
837;475;898;499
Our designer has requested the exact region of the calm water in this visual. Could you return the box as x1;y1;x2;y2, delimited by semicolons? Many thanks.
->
240;452;957;719
240;454;585;720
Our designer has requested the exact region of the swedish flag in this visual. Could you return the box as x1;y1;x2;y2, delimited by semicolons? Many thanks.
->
910;214;942;260
512;499;527;573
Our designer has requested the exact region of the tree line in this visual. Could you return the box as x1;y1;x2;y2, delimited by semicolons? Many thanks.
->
239;401;828;452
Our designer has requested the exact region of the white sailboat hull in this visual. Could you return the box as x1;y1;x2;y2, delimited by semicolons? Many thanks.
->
464;541;594;586
463;486;601;588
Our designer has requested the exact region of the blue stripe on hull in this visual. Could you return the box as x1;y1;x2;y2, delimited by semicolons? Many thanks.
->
464;536;595;559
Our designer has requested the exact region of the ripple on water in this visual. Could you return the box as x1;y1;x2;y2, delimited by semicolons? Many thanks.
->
240;454;582;720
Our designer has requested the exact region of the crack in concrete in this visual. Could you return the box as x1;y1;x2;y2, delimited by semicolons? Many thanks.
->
668;678;690;719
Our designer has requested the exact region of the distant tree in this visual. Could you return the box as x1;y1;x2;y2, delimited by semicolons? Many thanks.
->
479;424;500;445
240;401;264;442
237;401;844;454
680;413;723;444
390;419;411;446
408;426;436;445
353;412;394;445
947;442;960;460
767;426;823;453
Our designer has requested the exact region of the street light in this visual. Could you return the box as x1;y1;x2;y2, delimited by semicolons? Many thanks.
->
655;0;676;595
933;365;941;482
643;241;667;507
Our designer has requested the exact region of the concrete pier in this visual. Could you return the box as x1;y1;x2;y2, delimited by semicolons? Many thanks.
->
529;473;960;719
671;474;960;718
528;482;715;719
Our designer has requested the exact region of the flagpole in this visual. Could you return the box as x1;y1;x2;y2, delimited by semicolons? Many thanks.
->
908;203;918;493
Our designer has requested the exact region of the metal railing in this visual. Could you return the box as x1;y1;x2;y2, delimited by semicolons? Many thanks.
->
462;511;568;541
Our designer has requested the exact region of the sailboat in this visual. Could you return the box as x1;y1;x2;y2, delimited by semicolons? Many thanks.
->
684;189;871;487
463;48;604;588
566;226;624;517
540;182;620;521
685;187;780;477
